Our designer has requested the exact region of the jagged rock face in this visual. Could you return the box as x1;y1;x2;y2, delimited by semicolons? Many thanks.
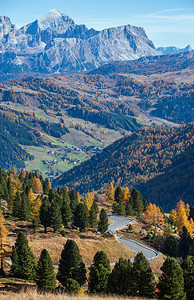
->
0;9;159;74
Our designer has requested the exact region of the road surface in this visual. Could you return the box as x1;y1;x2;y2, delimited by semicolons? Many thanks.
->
108;214;159;261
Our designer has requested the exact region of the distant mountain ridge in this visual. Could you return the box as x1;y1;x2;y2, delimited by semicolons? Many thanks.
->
157;45;193;55
89;50;194;76
0;9;159;75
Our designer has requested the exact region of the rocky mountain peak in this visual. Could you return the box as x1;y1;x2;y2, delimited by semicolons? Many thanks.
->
0;16;13;38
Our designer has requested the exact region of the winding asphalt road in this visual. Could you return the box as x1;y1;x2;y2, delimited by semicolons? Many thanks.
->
108;214;159;261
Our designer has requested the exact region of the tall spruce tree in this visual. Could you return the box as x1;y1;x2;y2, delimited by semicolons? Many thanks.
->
133;252;155;298
12;231;37;280
57;239;86;287
112;200;126;216
181;256;194;300
114;187;123;203
36;249;56;292
163;236;178;257
20;192;31;221
50;202;62;232
98;209;108;234
40;199;51;233
157;256;186;300
12;191;22;218
61;199;72;227
88;251;110;293
73;203;89;232
131;189;144;215
69;190;79;214
179;226;192;258
89;204;97;229
107;258;134;295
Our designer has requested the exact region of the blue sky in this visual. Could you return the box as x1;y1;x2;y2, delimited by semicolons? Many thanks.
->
1;0;194;48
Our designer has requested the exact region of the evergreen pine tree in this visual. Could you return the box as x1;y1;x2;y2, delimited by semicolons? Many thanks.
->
131;189;144;215
61;199;72;227
98;209;108;234
50;202;62;232
92;201;99;214
36;249;56;292
114;187;123;203
65;278;80;294
89;204;97;229
73;203;89;232
20;192;31;221
179;226;192;258
157;256;186;300
163;236;178;257
181;256;194;300
88;251;110;293
107;258;134;295
11;247;19;275
112;200;126;216
40;199;51;233
133;252;155;298
12;190;22;218
57;239;86;287
12;231;37;280
125;201;135;216
143;199;148;211
69;190;79;214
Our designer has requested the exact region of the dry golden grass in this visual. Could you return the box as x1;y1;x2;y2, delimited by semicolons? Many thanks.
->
28;234;135;265
0;292;154;300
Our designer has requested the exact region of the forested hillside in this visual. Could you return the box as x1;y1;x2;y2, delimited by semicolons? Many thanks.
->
53;123;194;208
138;146;194;210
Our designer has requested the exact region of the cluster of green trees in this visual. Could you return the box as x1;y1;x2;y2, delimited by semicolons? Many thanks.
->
112;186;148;216
163;226;194;259
11;233;194;299
39;188;108;234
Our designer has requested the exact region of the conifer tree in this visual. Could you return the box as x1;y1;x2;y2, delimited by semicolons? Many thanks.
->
40;199;51;233
65;278;80;294
31;196;42;220
179;226;192;258
163;236;178;257
112;200;126;216
32;177;43;194
61;199;72;227
107;258;134;295
92;200;99;214
69;189;79;214
84;192;94;211
50;202;62;232
11;247;19;275
133;252;155;298
122;187;130;206
114;187;123;203
88;251;110;293
131;189;144;215
98;209;108;234
20;191;31;221
57;239;86;287
12;190;22;218
89;204;97;229
73;203;89;232
181;256;194;300
106;182;115;204
125;201;135;216
36;249;56;292
12;231;37;280
157;256;186;300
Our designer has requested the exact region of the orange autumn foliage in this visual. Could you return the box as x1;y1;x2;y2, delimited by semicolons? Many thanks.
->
144;203;164;225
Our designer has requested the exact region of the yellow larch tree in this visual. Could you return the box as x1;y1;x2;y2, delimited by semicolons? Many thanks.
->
31;196;42;220
187;218;194;237
122;187;130;206
84;193;94;211
176;206;189;232
144;203;164;225
8;176;22;211
106;182;115;204
0;210;10;275
169;209;177;223
32;177;43;194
